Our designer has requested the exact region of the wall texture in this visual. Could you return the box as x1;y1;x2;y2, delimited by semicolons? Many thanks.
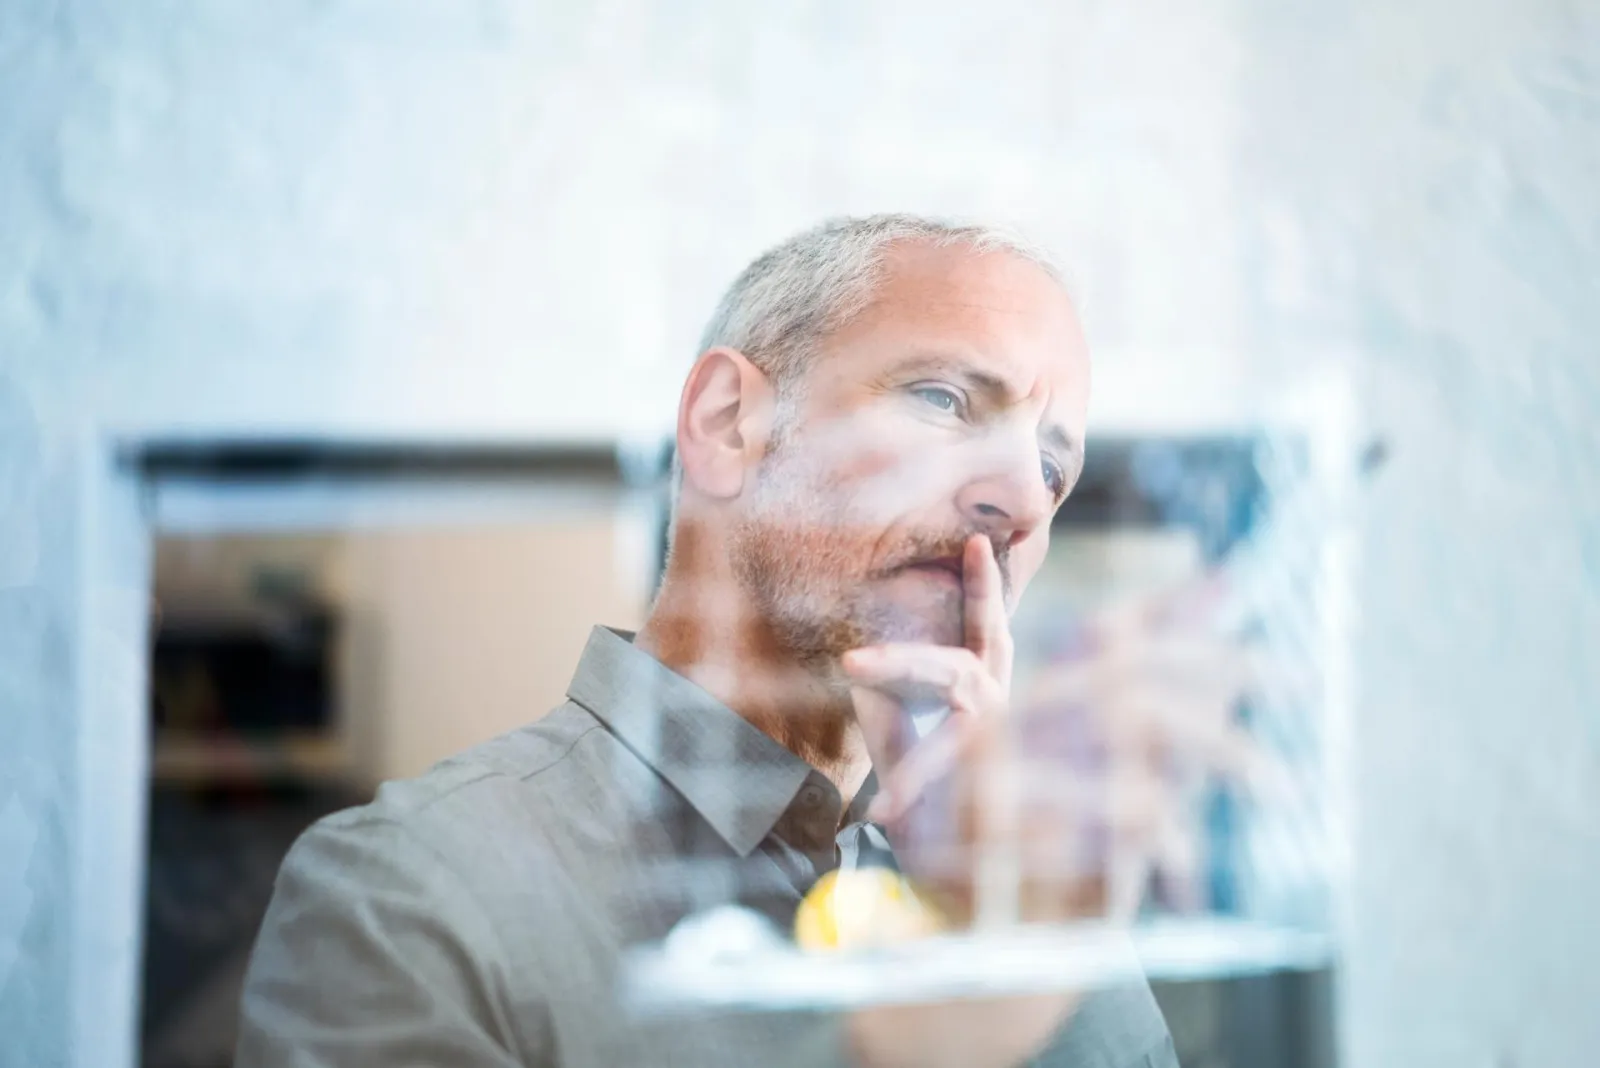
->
1236;2;1600;1063
2;0;1597;1065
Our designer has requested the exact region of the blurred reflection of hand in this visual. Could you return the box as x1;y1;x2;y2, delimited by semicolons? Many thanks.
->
840;536;1260;1067
846;538;1258;926
1006;574;1260;918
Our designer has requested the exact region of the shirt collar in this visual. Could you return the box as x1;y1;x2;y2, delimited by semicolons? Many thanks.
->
565;626;820;857
844;770;880;825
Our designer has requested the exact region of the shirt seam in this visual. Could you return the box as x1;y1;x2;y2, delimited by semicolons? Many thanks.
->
329;719;607;824
415;722;606;812
515;721;605;783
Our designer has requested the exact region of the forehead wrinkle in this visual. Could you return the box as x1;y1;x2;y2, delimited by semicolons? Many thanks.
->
883;347;1020;400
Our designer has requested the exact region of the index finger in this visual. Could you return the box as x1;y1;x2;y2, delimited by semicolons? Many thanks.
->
963;535;1012;684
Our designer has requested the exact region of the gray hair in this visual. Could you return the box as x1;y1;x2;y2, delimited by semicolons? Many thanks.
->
698;213;1067;393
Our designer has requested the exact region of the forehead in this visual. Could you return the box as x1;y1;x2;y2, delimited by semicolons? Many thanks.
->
816;241;1090;417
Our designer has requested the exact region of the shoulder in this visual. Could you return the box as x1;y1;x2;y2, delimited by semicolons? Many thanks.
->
241;715;621;1067
315;701;616;837
283;701;657;898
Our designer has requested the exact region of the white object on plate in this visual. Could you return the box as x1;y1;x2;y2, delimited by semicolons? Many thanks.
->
661;905;787;965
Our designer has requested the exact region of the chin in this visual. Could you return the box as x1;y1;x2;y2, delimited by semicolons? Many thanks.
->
856;587;964;649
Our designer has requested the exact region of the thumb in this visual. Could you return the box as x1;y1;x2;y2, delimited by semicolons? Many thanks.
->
851;684;911;774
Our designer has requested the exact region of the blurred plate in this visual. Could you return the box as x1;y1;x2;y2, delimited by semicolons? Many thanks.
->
622;917;1333;1015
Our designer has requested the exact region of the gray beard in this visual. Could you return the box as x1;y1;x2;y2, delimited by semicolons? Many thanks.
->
733;522;963;672
727;418;970;669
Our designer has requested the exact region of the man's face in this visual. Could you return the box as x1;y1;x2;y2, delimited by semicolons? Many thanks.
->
730;242;1091;664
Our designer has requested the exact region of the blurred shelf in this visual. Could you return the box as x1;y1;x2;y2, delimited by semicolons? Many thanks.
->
150;732;351;785
131;438;667;535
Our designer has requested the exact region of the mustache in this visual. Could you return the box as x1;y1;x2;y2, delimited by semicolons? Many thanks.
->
874;529;1014;599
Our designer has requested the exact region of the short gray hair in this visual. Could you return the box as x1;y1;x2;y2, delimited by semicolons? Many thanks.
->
698;213;1066;392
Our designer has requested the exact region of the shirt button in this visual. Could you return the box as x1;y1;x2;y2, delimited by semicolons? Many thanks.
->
799;785;824;809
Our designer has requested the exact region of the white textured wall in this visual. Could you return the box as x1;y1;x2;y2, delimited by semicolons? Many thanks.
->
2;1;1597;1065
3;0;1266;445
1236;1;1600;1064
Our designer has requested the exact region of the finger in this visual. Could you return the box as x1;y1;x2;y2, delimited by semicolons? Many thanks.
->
849;683;913;774
1024;680;1249;760
1147;569;1231;630
1020;680;1251;772
1107;849;1152;922
842;644;990;710
1090;759;1166;923
963;535;1013;685
1114;694;1252;764
864;710;984;823
898;772;1164;926
1151;806;1206;913
973;791;1023;929
966;665;1021;928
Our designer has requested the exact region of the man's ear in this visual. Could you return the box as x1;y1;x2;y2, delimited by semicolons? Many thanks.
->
675;347;777;501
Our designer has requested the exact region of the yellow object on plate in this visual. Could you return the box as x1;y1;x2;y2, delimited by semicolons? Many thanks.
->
794;868;946;951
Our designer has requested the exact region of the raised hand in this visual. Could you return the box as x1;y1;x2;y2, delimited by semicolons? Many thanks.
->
842;533;1027;927
843;536;1261;928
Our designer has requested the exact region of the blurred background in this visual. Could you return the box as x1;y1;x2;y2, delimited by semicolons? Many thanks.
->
1;1;1596;1066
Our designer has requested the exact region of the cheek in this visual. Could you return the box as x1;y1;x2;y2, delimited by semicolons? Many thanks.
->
826;444;926;523
811;406;938;484
1007;535;1051;603
838;443;902;484
794;409;966;539
842;435;963;520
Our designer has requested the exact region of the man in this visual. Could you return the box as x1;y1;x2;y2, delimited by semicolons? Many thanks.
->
239;215;1244;1066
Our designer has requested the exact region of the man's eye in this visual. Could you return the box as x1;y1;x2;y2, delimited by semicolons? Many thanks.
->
1042;457;1067;499
911;385;963;413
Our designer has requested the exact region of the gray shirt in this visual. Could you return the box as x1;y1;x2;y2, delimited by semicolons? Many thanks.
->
238;626;1178;1067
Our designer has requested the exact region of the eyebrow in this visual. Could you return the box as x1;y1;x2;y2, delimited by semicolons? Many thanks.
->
890;350;1085;464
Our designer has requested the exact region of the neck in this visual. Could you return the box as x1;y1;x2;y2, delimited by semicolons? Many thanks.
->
634;521;872;804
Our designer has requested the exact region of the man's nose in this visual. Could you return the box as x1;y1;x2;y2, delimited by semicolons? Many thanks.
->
955;444;1054;548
